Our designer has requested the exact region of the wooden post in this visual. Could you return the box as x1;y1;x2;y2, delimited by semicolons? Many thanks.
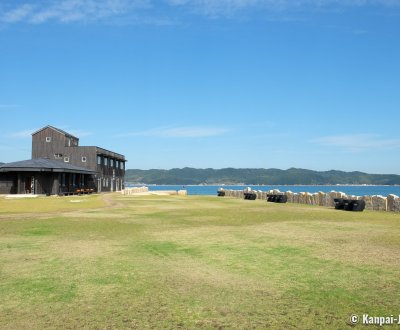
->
17;173;21;194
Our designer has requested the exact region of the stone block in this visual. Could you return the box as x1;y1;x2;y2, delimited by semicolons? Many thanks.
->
361;196;373;210
387;194;400;212
285;191;294;203
371;195;387;211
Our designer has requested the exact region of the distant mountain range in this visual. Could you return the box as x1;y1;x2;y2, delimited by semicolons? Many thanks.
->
125;167;400;185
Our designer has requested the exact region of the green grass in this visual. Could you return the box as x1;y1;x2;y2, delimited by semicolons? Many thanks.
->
1;194;400;329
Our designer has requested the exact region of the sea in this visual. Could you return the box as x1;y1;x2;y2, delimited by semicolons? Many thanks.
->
126;184;400;197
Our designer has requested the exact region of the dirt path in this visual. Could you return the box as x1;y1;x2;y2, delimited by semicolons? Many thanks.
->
101;193;124;209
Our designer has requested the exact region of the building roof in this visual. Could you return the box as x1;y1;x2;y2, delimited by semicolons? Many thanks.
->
95;146;125;160
31;125;79;140
0;159;96;174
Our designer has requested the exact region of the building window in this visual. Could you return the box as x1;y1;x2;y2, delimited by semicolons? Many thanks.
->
54;153;63;159
110;159;114;167
97;156;102;165
120;162;124;170
64;157;69;163
116;160;119;169
82;157;87;162
104;157;108;166
46;137;51;142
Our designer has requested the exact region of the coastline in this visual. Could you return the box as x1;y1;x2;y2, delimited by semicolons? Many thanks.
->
125;184;400;197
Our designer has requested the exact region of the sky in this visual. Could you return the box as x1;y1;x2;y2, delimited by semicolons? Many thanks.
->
1;0;400;173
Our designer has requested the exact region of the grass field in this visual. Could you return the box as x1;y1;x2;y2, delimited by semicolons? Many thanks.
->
1;193;400;329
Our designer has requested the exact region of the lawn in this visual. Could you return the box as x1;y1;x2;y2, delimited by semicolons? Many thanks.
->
1;193;399;329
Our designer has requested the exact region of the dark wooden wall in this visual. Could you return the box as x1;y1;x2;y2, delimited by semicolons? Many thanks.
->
35;173;57;195
0;171;98;195
32;127;72;159
0;173;17;194
31;126;126;192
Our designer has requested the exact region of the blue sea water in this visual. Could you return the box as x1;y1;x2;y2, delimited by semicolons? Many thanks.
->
129;185;400;197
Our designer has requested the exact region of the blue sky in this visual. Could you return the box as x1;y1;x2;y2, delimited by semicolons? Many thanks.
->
1;0;400;173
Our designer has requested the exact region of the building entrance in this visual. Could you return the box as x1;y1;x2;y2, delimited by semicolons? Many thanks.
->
25;176;34;194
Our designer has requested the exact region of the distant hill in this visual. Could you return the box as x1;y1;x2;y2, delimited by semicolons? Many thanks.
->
125;167;400;185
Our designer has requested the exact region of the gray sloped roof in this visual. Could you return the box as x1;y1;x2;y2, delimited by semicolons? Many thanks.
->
0;158;96;174
31;125;79;139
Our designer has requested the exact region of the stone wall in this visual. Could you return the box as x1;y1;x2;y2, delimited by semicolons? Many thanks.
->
219;188;400;212
121;187;188;196
121;186;149;195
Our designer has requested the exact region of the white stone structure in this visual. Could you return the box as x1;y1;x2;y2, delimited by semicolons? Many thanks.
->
219;188;400;212
121;186;149;195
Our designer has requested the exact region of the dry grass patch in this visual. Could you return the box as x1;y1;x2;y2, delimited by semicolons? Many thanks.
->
49;239;121;259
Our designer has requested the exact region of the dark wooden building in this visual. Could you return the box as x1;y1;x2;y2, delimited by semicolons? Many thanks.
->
31;126;126;192
0;159;96;195
0;125;126;195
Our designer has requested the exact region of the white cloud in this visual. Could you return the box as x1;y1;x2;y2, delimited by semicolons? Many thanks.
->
166;0;400;17
67;129;92;137
0;104;20;108
167;0;260;17
166;0;400;7
352;29;368;35
0;0;150;24
5;126;92;139
311;134;400;152
1;4;34;23
158;126;230;137
7;129;37;139
1;0;399;24
47;125;93;138
118;126;231;138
